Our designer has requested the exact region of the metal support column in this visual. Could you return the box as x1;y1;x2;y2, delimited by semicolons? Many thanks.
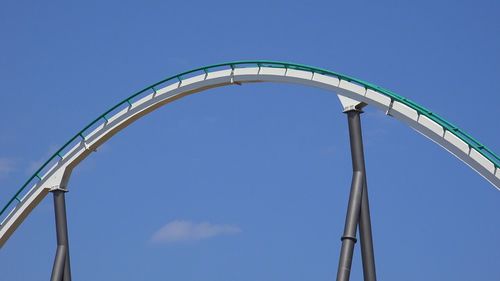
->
359;180;377;281
50;189;72;281
336;109;377;281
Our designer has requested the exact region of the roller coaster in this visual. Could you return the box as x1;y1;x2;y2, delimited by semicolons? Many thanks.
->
1;61;498;281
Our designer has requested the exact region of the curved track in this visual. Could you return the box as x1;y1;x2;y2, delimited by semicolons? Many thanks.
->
1;60;498;247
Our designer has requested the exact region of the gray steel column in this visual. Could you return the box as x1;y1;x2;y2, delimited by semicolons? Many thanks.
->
336;109;377;281
50;245;66;281
359;180;377;281
50;189;72;281
336;109;365;281
348;109;377;281
336;170;364;281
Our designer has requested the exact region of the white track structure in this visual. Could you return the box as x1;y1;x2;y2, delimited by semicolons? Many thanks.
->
1;65;499;247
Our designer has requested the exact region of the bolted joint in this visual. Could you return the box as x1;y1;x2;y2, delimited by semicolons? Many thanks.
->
50;186;68;193
342;105;365;114
337;94;366;113
342;105;364;114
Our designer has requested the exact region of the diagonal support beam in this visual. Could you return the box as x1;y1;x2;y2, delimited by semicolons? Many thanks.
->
336;109;377;281
336;170;364;281
50;245;66;281
359;178;376;281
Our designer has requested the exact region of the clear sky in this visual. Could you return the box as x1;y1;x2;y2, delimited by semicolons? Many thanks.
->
0;0;499;280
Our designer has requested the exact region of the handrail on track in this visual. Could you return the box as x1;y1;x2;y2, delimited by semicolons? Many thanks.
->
1;60;498;222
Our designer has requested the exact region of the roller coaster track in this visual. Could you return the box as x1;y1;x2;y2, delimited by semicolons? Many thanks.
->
1;60;498;248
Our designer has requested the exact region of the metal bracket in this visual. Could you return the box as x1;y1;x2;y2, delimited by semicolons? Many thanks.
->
337;94;366;112
50;186;68;193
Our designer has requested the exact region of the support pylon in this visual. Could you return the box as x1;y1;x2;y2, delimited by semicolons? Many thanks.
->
336;109;377;281
50;189;72;281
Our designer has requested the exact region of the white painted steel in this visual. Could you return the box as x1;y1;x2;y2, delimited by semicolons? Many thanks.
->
1;66;498;247
337;95;364;111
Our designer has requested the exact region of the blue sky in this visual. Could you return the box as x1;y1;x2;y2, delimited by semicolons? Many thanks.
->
0;0;499;280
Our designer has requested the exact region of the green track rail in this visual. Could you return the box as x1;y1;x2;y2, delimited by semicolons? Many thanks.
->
1;60;498;221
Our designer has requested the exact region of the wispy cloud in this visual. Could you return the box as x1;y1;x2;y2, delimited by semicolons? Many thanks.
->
151;220;241;243
0;158;16;179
